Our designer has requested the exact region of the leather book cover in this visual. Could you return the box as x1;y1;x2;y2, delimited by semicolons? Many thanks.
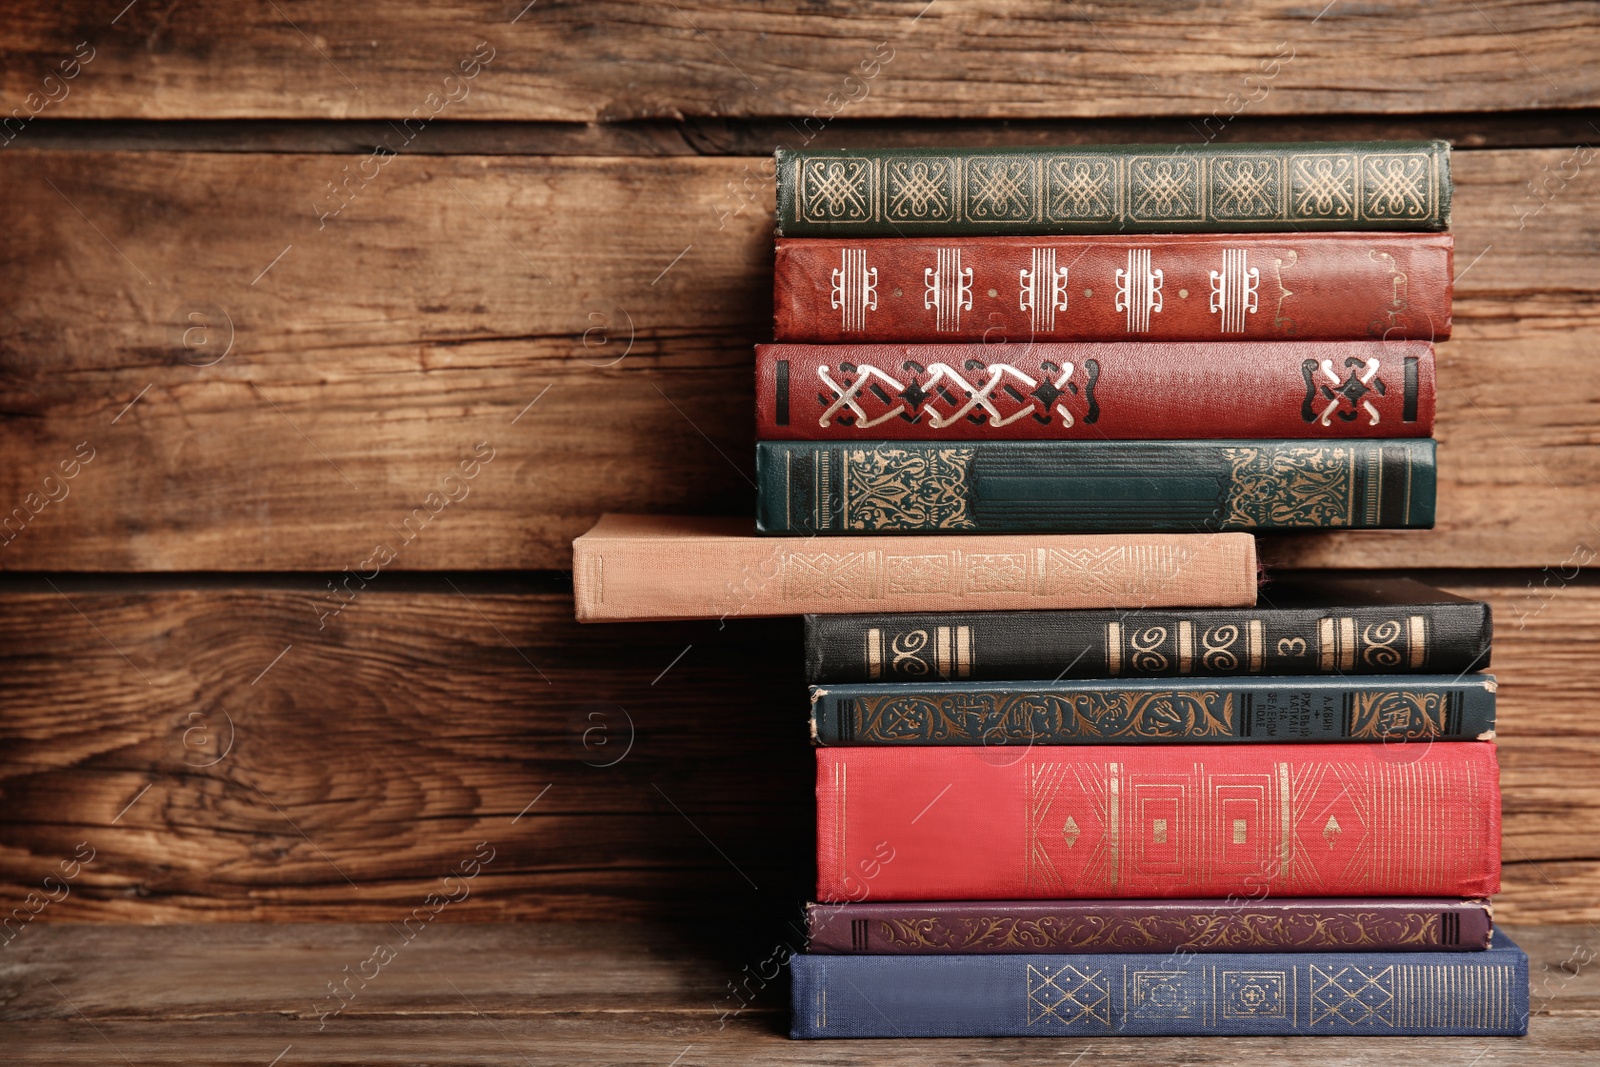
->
805;897;1494;954
776;141;1452;236
790;933;1529;1037
571;514;1257;622
810;674;1496;746
804;575;1492;683
774;232;1452;343
815;742;1500;901
756;341;1435;440
756;440;1435;533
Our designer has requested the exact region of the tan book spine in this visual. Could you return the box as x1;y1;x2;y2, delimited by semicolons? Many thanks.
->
572;515;1256;623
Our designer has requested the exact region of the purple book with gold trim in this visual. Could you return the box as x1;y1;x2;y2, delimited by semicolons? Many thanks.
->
806;898;1492;954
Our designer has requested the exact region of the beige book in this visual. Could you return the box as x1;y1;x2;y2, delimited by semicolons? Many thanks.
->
572;514;1257;623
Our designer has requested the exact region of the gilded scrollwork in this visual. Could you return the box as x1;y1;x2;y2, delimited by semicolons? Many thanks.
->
1348;691;1450;740
1222;446;1353;528
852;690;1235;743
876;909;1442;952
843;447;975;530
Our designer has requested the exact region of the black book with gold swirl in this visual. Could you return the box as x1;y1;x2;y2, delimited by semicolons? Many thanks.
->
805;576;1491;684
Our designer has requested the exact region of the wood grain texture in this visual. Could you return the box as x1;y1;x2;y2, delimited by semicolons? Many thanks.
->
3;2;1600;121
2;923;1597;1063
0;576;1595;922
0;146;1597;570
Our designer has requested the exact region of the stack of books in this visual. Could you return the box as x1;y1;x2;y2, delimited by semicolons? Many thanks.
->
571;139;1529;1039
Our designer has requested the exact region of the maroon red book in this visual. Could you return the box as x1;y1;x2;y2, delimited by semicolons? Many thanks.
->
757;340;1434;440
774;233;1452;343
818;743;1500;902
806;898;1493;954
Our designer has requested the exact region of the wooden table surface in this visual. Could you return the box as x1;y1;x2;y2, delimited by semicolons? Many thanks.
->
4;922;1598;1062
2;2;1599;1061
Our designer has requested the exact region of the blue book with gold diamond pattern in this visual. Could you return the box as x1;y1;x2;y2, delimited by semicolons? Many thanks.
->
790;929;1528;1037
776;142;1451;236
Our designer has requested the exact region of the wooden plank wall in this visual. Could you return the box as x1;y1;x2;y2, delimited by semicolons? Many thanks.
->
1;2;1598;925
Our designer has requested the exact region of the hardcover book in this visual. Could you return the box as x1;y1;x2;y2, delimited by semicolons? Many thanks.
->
790;932;1529;1037
757;341;1436;440
810;675;1496;746
756;440;1435;534
571;514;1257;622
816;743;1500;901
803;576;1491;683
805;897;1494;954
776;141;1452;236
774;233;1452;343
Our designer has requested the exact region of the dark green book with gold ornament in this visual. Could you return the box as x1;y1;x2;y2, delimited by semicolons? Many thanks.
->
809;675;1496;746
775;141;1451;236
754;440;1435;534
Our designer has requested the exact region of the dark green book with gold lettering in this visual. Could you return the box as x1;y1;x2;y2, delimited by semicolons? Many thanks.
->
810;675;1496;746
776;141;1451;235
755;440;1434;533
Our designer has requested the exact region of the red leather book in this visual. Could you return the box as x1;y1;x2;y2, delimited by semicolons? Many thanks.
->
775;233;1452;343
817;743;1499;902
756;340;1434;440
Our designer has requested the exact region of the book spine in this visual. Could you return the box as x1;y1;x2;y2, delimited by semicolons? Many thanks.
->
810;676;1496;745
573;529;1257;621
776;141;1452;236
756;440;1436;533
790;940;1529;1037
804;898;1495;954
804;601;1493;683
815;744;1500;901
774;233;1453;343
756;341;1436;441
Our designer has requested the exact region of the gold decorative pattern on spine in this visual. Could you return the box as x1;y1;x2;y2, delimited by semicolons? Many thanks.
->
1365;446;1383;525
841;447;975;530
875;909;1448;952
865;628;882;679
1248;620;1264;672
1408;615;1426;668
1107;622;1123;675
853;690;1235;743
792;148;1438;227
1222;445;1355;528
1348;691;1453;739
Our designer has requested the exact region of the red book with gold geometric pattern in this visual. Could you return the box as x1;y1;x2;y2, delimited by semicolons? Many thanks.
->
756;341;1435;440
816;743;1499;902
775;233;1452;343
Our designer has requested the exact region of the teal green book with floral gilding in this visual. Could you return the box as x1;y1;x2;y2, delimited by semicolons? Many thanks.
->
755;440;1435;533
810;675;1496;746
775;141;1451;236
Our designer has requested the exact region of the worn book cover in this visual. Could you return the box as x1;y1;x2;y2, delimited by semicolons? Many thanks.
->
816;743;1500;901
774;233;1452;343
757;340;1435;440
572;514;1257;622
791;932;1529;1037
804;576;1491;683
810;675;1496;746
776;141;1452;235
756;440;1435;533
805;897;1494;954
